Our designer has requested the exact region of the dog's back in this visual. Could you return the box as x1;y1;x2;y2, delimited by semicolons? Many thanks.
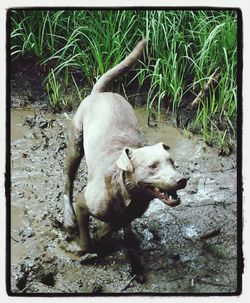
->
75;92;142;175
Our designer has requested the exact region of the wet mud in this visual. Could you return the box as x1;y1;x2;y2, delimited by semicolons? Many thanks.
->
10;107;238;294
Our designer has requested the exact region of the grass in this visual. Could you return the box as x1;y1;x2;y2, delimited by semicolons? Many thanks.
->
10;9;238;153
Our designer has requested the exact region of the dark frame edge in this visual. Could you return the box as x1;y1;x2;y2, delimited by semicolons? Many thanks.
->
5;6;243;297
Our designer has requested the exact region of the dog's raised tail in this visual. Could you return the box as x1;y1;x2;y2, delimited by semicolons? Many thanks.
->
91;39;146;94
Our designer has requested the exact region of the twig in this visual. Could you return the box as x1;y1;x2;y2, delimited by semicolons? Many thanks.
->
166;276;185;283
196;277;231;288
210;167;234;173
11;235;20;242
200;228;221;240
21;283;30;293
21;281;65;293
191;67;220;107
206;265;223;275
121;275;136;292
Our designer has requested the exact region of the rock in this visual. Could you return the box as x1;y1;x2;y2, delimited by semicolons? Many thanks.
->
180;249;200;262
38;119;48;129
23;116;36;127
19;226;35;241
143;199;165;217
143;228;154;242
182;225;199;240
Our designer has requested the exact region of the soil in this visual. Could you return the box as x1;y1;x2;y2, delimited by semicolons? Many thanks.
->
8;61;240;295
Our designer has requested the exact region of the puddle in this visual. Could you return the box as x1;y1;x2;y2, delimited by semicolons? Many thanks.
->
134;107;201;160
9;108;238;294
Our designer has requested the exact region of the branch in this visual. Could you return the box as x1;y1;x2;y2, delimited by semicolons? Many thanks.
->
121;275;136;291
191;67;220;107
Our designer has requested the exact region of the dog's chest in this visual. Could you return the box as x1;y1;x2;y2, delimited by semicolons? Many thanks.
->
97;189;152;226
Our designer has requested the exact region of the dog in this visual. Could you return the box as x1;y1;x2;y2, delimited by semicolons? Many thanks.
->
63;39;189;283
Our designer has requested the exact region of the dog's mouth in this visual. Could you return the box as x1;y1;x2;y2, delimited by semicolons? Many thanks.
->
146;187;181;207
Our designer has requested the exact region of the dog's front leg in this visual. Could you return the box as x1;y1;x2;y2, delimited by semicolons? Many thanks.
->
123;225;146;284
96;222;116;240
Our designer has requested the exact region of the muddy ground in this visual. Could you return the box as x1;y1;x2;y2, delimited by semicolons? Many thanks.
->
9;103;239;294
9;55;239;295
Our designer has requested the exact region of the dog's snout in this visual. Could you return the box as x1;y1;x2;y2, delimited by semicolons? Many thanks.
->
177;176;189;188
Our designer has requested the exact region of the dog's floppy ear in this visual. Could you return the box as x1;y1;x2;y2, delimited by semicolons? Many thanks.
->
116;148;134;172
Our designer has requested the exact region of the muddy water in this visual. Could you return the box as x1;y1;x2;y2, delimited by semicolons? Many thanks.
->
10;108;238;294
135;107;203;160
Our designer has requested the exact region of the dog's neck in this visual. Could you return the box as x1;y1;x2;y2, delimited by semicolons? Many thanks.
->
109;167;132;207
111;166;151;207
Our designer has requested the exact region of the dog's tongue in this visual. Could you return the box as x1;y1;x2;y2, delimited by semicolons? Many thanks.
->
149;187;180;207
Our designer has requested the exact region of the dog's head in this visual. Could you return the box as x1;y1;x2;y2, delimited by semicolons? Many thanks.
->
116;142;189;206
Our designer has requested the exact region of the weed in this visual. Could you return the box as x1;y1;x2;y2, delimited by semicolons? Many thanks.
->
46;69;64;110
10;9;238;150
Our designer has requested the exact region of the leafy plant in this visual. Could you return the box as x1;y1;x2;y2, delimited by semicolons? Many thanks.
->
10;9;238;149
46;69;64;109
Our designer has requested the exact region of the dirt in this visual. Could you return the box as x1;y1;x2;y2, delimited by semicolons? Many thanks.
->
8;57;240;295
9;105;239;295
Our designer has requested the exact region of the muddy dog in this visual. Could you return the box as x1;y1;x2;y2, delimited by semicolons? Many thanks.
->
63;39;189;282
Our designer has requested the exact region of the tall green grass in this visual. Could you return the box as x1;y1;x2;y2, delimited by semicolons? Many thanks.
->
10;9;238;152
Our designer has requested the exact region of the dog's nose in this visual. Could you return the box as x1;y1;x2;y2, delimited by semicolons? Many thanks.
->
177;176;190;188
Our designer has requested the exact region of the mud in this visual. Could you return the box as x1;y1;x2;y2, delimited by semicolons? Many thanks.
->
9;107;238;294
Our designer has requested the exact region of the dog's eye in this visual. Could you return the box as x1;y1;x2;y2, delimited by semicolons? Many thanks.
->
149;163;158;169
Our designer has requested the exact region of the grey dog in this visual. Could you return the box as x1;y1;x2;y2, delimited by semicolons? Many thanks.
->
63;39;189;282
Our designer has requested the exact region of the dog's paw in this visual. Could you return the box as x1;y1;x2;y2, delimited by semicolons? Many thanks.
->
64;225;79;240
134;272;147;284
64;217;77;229
130;260;147;284
59;238;82;256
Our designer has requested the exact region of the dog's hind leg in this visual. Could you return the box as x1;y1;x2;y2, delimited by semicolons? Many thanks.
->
64;119;84;231
123;225;146;284
75;192;91;254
